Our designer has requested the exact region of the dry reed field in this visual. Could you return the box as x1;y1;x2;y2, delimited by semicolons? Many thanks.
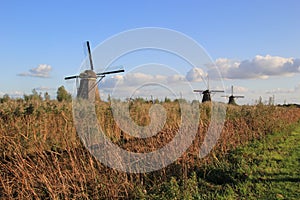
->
1;99;300;199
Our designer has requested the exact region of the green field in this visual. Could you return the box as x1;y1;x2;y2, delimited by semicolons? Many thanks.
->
220;124;300;199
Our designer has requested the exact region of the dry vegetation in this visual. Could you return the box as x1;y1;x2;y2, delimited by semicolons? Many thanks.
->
1;98;300;199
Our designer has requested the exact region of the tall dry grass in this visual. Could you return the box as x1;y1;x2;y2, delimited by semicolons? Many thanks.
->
1;99;300;199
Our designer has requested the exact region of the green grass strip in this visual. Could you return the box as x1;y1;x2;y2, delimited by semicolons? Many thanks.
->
220;125;300;199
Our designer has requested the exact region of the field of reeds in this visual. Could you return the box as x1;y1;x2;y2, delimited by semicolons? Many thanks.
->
1;98;300;199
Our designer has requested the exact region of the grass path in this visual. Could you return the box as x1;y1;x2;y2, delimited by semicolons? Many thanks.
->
134;124;300;199
220;124;300;199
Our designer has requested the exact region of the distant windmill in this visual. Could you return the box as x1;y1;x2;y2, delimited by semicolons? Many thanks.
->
222;85;244;105
193;76;224;103
65;41;124;101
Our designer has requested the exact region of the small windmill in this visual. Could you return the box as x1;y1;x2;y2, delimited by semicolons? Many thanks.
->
65;41;124;101
222;85;244;105
193;76;224;103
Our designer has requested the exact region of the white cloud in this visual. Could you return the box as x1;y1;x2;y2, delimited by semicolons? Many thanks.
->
99;75;124;88
211;55;300;79
34;86;56;91
0;91;24;98
99;72;194;100
265;88;294;94
186;67;206;82
18;64;52;78
167;74;186;83
226;85;248;94
124;73;162;86
266;83;300;94
101;72;188;89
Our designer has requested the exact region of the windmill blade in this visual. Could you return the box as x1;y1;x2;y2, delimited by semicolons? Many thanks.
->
65;68;125;80
96;69;125;76
193;90;204;93
86;41;94;71
200;75;208;87
234;96;244;98
207;75;209;90
221;95;229;98
210;90;224;93
65;75;79;80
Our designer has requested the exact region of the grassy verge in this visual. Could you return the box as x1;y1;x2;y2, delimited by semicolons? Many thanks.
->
144;123;300;199
222;123;300;199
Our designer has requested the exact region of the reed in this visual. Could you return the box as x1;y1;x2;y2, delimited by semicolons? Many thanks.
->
1;99;300;199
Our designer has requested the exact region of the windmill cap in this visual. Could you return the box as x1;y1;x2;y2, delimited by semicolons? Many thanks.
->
79;70;97;78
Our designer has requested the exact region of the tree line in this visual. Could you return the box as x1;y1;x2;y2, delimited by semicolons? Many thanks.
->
0;86;72;103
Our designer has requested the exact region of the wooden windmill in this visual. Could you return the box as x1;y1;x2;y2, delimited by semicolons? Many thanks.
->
193;76;224;103
65;41;124;101
222;85;244;105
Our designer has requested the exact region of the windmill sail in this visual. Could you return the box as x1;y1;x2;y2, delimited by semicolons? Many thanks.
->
86;41;94;70
64;41;125;101
222;85;244;105
193;75;224;103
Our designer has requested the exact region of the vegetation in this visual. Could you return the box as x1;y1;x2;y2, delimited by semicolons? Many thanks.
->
24;89;43;102
142;120;300;199
56;86;72;102
221;123;300;199
0;96;300;199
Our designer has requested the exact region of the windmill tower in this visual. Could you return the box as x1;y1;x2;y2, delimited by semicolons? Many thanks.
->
193;76;224;103
65;41;124;102
223;85;244;105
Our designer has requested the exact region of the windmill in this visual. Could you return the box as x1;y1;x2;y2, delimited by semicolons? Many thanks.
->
193;76;224;103
65;41;124;101
222;85;244;105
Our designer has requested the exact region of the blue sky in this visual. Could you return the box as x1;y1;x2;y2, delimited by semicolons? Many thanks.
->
1;0;300;104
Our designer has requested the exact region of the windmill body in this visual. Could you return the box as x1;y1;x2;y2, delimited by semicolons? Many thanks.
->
195;89;223;103
201;90;211;102
228;95;236;105
65;41;124;102
77;70;97;100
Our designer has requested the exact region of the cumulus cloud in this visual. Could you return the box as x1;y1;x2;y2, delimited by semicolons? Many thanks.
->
266;83;300;94
226;85;248;94
167;74;186;83
99;71;195;100
18;64;52;78
0;91;24;98
211;55;300;79
34;86;55;91
101;75;124;88
186;67;207;82
265;88;294;94
124;73;164;86
100;66;220;91
101;72;188;89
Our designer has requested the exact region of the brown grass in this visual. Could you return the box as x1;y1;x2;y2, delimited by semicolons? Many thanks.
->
1;99;300;199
